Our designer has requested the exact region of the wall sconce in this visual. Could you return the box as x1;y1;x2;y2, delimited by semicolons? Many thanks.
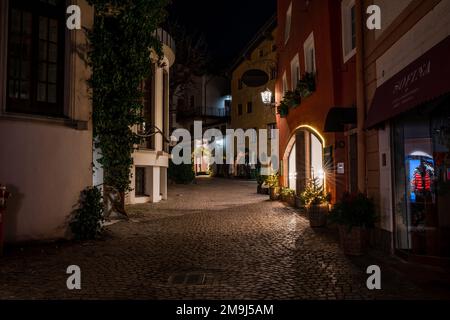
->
261;88;273;106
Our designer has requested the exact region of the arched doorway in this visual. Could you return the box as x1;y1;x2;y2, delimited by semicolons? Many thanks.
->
284;126;325;193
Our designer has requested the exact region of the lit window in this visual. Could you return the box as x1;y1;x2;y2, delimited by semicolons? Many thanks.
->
341;0;357;63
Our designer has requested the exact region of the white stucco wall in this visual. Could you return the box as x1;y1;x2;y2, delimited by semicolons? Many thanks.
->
0;122;93;242
0;0;94;242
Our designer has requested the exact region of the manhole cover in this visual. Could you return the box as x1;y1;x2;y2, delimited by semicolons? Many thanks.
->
168;272;212;286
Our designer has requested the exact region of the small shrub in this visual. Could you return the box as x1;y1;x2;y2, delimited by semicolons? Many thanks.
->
329;192;377;229
266;174;280;188
168;160;195;184
70;187;105;240
300;177;331;206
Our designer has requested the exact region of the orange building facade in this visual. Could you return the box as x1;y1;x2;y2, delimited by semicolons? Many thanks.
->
276;0;358;203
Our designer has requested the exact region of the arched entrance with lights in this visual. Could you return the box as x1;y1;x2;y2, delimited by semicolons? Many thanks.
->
283;125;326;194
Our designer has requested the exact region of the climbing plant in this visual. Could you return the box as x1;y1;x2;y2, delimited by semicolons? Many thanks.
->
87;0;169;207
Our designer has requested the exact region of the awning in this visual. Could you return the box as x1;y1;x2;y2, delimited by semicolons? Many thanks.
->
324;107;357;132
366;36;450;129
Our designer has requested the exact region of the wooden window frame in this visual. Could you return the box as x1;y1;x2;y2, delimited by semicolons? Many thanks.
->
6;0;66;117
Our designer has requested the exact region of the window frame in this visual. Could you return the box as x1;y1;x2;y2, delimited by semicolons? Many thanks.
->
267;123;276;140
341;0;357;63
284;2;292;45
135;167;148;197
247;101;253;114
282;71;288;95
290;54;300;90
5;0;66;117
303;32;316;74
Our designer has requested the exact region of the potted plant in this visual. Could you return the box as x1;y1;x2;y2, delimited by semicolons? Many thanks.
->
281;188;296;207
295;194;306;213
301;177;331;228
329;193;377;256
267;174;280;201
277;101;289;118
256;173;269;194
283;90;301;107
297;72;316;98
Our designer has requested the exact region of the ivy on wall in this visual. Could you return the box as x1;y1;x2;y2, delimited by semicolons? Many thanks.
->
87;0;168;204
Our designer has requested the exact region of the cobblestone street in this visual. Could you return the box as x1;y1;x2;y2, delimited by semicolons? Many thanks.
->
0;178;445;300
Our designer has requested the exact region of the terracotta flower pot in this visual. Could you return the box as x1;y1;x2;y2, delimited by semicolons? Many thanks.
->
269;187;280;201
307;204;328;228
338;225;369;256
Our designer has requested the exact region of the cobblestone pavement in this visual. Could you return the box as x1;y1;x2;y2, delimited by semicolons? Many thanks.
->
0;178;442;300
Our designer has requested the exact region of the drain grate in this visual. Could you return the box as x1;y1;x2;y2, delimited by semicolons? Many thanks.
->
168;272;212;286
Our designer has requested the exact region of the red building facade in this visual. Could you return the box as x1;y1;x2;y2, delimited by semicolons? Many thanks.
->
276;0;358;202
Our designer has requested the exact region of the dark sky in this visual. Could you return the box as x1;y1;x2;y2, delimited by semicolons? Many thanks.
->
168;0;277;72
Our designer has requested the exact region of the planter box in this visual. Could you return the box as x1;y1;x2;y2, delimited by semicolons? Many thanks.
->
338;225;369;256
269;187;280;201
308;204;328;228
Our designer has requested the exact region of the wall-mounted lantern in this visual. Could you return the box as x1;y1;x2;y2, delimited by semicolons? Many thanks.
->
261;88;273;106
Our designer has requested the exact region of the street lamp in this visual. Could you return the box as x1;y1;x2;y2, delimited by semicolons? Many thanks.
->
261;88;273;106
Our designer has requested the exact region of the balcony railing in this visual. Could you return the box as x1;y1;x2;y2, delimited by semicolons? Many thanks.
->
177;106;230;122
155;28;176;54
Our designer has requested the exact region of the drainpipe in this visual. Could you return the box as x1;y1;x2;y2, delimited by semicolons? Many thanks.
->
356;0;367;194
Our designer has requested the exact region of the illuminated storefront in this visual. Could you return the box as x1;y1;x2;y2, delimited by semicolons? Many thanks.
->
367;36;450;260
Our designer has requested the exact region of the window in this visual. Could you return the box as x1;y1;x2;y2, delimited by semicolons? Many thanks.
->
238;104;243;116
224;99;231;108
247;102;253;114
287;130;324;193
238;78;243;90
341;0;357;63
6;0;65;116
162;70;168;151
267;123;276;140
139;75;154;149
270;67;277;80
284;2;292;44
290;54;300;90
310;133;324;183
288;144;296;191
282;71;288;95
135;167;147;197
303;32;316;74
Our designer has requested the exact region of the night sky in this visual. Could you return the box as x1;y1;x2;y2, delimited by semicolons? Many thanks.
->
168;0;277;72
